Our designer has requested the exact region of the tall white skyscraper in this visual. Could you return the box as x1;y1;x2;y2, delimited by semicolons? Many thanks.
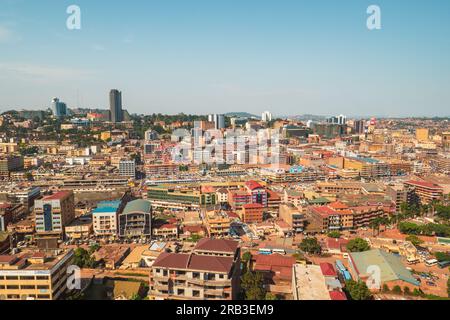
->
209;114;225;129
337;114;347;125
262;111;273;122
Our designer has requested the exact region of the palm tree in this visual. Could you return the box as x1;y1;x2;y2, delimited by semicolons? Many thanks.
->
369;219;381;236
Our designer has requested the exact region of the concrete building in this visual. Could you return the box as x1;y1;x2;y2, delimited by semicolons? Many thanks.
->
204;211;231;238
279;203;306;234
0;156;24;178
208;114;225;130
150;239;240;300
92;201;123;237
51;98;68;118
118;200;152;238
261;111;273;123
65;215;93;240
292;264;332;300
404;180;444;205
109;89;123;123
240;204;264;224
119;160;136;178
34;191;75;238
0;250;74;300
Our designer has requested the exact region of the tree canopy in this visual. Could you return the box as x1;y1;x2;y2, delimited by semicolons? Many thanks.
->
346;238;371;253
299;237;322;255
345;280;372;300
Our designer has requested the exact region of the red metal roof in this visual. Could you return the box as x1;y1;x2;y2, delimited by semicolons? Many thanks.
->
153;252;234;273
254;254;296;268
405;180;443;190
43;191;72;201
194;238;239;254
245;180;264;191
329;291;347;300
320;263;337;277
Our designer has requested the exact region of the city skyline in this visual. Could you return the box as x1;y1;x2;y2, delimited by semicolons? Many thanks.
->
1;0;450;117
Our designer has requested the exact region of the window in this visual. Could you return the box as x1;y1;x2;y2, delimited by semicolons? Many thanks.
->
37;285;49;290
7;285;19;290
21;285;36;290
36;276;49;281
192;290;200;298
177;289;185;296
20;276;35;281
6;276;19;280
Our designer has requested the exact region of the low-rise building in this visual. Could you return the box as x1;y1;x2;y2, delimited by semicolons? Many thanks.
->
292;264;331;300
347;249;420;292
65;215;93;240
150;239;240;300
153;224;178;239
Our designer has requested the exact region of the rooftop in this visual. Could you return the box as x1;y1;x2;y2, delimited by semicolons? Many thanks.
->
349;249;420;286
293;264;331;300
153;252;234;274
194;238;239;254
122;200;151;215
42;191;72;201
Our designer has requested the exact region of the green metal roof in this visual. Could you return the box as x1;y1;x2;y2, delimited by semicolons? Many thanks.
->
350;249;420;286
122;200;151;215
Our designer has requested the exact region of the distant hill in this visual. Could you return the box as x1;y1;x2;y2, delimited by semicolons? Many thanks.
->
225;112;259;119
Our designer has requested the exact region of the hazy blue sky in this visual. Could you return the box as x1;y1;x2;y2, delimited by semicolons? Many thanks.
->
1;0;449;117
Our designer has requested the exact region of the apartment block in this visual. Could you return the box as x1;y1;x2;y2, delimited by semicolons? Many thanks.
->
204;211;231;238
279;203;306;234
240;204;264;224
404;180;444;205
92;200;122;237
34;191;75;238
150;239;240;300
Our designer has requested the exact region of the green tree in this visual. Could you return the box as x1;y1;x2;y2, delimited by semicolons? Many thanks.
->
413;288;423;297
299;237;322;255
130;293;142;300
241;271;266;300
392;285;402;295
327;231;341;239
346;238;371;253
265;293;279;300
382;284;390;293
89;243;101;255
73;248;96;268
345;280;372;300
403;287;411;295
434;252;450;262
406;235;424;247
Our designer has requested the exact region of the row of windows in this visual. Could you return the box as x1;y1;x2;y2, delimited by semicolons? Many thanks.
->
2;294;50;300
0;285;49;290
0;275;49;281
